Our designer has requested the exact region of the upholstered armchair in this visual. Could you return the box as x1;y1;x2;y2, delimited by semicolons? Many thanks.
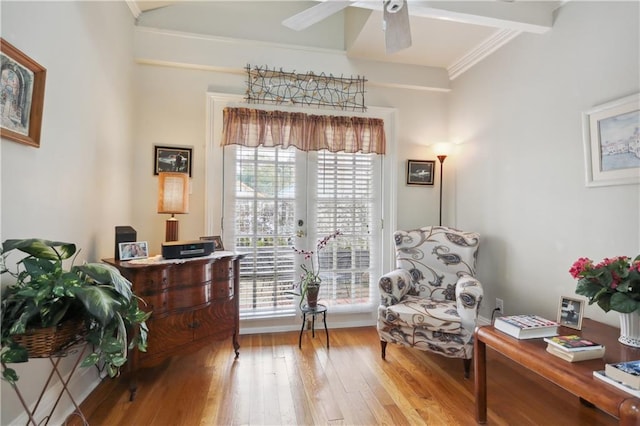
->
377;226;482;377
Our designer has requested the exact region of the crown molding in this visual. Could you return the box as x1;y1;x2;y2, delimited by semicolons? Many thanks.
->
448;28;521;80
125;0;142;19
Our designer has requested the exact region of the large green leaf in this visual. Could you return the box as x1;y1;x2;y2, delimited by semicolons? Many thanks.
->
73;263;133;301
1;239;76;261
611;292;639;313
72;285;121;325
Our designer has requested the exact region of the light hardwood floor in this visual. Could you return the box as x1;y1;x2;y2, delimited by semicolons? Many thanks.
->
73;327;617;425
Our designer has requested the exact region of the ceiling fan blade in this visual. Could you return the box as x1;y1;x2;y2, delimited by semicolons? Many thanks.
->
282;1;354;31
383;0;412;54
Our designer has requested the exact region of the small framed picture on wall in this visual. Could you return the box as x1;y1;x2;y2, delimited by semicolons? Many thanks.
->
154;145;193;177
406;160;435;186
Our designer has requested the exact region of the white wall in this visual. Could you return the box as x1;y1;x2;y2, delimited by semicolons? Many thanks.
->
1;1;135;423
449;1;640;324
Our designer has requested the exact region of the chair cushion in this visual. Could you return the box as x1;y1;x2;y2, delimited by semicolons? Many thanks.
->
379;295;462;334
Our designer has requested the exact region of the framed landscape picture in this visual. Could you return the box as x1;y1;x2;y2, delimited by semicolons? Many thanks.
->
0;38;47;148
154;145;193;177
406;160;435;186
583;93;640;187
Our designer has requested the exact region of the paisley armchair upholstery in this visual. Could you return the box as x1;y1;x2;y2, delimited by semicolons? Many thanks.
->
377;226;482;377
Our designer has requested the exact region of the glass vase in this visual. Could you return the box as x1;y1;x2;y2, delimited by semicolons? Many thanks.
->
618;310;640;347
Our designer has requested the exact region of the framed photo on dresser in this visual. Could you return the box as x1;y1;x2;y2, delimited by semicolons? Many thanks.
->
557;296;585;330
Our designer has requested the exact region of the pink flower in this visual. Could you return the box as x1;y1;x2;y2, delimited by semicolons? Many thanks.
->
569;257;592;279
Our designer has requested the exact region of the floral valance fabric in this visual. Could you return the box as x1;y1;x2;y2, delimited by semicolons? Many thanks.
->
221;107;386;154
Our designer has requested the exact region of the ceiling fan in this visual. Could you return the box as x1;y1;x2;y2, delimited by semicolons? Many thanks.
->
282;0;412;54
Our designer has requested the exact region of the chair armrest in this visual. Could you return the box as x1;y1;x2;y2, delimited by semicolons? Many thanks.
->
455;274;484;332
378;269;412;306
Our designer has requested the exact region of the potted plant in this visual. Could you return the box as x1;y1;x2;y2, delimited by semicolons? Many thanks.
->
292;230;342;307
0;239;150;384
569;255;640;347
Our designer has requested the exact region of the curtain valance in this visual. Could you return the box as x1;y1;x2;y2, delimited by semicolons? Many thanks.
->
221;107;386;154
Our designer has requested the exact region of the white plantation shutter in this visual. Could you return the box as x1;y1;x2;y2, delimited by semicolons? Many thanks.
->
309;151;381;308
225;145;299;318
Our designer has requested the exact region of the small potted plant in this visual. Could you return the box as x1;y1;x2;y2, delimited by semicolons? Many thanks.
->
0;239;150;384
292;230;342;307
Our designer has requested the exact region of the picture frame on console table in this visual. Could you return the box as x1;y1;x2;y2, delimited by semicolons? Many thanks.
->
200;235;224;251
582;93;640;187
557;295;584;330
0;38;47;148
119;241;149;261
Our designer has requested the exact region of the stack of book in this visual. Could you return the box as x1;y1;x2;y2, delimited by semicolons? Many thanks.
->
594;360;640;397
543;335;605;362
493;314;559;339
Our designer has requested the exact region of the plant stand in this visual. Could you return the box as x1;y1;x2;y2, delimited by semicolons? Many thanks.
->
298;304;329;349
2;343;89;426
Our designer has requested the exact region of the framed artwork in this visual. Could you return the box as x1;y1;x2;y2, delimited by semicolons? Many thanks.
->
583;93;640;187
154;145;193;177
406;159;435;186
200;235;224;251
0;38;47;148
557;296;585;330
118;241;149;261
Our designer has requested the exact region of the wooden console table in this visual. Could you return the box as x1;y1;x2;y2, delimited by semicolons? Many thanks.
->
475;318;640;425
104;252;245;399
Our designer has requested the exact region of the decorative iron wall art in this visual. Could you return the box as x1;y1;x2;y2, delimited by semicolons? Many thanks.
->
245;65;366;112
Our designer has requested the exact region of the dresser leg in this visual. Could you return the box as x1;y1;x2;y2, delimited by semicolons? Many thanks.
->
233;332;240;358
129;379;137;402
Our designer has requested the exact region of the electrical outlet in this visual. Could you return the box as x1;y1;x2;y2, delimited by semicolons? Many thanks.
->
496;298;504;314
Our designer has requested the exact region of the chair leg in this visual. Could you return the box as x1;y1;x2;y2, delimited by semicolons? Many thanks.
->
380;340;387;360
463;358;471;379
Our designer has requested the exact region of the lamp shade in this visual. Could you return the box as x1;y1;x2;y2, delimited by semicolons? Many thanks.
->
158;172;189;214
432;142;454;157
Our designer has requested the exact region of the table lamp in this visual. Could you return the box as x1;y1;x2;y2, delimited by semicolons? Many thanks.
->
157;172;189;242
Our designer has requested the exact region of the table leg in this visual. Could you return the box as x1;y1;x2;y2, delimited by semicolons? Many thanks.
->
620;398;640;426
311;313;316;338
322;311;329;348
474;329;488;424
299;312;307;348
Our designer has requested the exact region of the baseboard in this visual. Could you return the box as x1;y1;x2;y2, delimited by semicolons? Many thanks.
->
478;315;492;326
240;318;376;335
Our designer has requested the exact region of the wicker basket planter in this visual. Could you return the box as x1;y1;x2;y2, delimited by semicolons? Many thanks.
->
12;318;85;358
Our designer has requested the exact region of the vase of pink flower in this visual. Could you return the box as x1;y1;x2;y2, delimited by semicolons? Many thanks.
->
570;255;640;346
292;230;342;308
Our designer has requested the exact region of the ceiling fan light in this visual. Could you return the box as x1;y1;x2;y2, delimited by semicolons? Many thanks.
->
385;0;404;13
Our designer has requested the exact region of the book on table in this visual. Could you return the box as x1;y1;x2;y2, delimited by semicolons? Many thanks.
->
493;315;559;339
604;360;640;390
543;335;604;352
593;370;640;397
545;344;605;362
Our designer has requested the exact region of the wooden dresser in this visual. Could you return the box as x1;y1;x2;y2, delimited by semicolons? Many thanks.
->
104;252;245;398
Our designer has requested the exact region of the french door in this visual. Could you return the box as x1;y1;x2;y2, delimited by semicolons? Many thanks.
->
223;144;382;319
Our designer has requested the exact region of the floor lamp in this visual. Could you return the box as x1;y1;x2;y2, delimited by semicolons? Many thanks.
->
433;142;453;227
158;172;190;242
437;154;447;226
